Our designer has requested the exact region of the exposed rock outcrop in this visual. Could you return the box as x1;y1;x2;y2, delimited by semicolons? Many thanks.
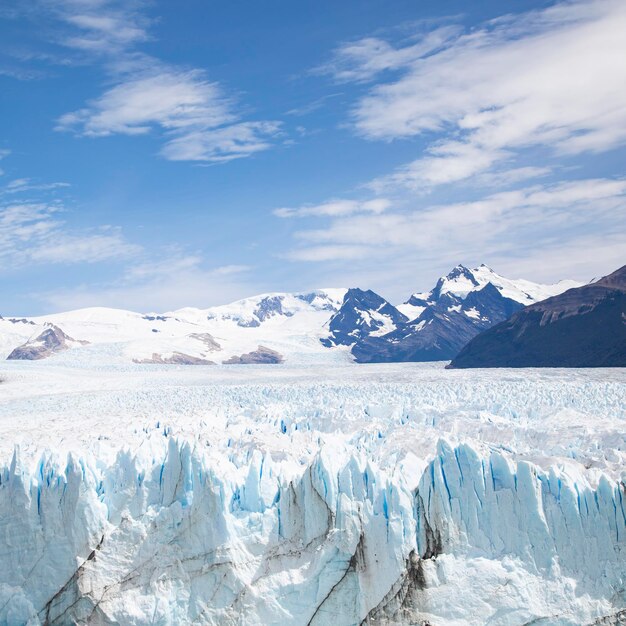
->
7;325;88;361
223;345;284;364
188;332;221;351
133;352;215;365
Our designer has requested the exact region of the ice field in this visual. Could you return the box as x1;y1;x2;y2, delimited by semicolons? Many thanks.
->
0;358;624;625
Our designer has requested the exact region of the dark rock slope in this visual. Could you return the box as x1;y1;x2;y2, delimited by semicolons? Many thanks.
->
7;325;88;360
326;268;532;363
223;345;284;364
321;288;408;348
449;265;626;368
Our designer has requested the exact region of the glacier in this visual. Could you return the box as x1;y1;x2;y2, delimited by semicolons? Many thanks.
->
0;362;624;625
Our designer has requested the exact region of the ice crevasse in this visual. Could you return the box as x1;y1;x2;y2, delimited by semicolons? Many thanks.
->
0;437;624;626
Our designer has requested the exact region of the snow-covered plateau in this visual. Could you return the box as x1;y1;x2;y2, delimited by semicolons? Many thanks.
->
0;359;624;625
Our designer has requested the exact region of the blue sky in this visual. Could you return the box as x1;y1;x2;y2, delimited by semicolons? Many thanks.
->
1;0;625;314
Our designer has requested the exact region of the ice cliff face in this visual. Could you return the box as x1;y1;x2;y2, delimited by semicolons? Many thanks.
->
2;437;624;625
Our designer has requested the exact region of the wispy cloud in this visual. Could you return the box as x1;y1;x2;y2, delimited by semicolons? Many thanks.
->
0;201;140;267
286;92;343;117
285;244;373;262
0;157;139;267
27;0;152;57
57;69;234;136
121;255;251;283
294;178;626;249
0;159;256;310
160;120;282;163
11;0;283;162
3;178;70;194
274;198;390;218
328;0;626;188
317;26;460;83
60;6;150;53
38;255;257;312
122;255;205;282
0;149;9;176
1;0;150;72
281;178;626;283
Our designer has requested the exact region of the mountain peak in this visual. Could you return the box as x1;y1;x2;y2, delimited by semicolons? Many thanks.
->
7;324;88;361
322;287;407;348
450;262;626;368
448;263;474;277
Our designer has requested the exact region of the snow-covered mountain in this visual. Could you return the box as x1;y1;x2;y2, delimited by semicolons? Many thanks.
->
0;267;582;364
451;264;626;368
403;263;580;310
327;264;582;363
320;288;409;347
0;289;349;365
203;289;345;327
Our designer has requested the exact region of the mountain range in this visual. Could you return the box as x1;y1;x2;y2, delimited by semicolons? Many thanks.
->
450;264;626;368
0;265;581;365
323;264;580;362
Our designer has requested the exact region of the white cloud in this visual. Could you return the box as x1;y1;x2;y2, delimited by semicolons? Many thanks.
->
336;0;626;188
62;11;148;52
274;198;390;218
57;70;234;137
0;202;140;266
38;256;258;312
285;178;626;263
55;56;280;162
317;26;460;83
3;178;70;194
38;0;283;163
161;121;282;163
122;255;204;281
488;231;626;286
277;177;626;301
51;0;150;55
121;256;251;283
0;174;256;310
285;244;373;262
29;228;140;264
6;178;29;189
286;93;343;117
473;166;552;189
212;264;251;276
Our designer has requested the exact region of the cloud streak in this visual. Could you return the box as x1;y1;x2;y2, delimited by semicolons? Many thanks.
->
160;120;282;163
38;255;257;312
317;25;461;83
274;198;390;218
296;178;626;247
283;178;626;280
57;70;234;137
328;0;626;188
0;201;140;267
37;1;283;162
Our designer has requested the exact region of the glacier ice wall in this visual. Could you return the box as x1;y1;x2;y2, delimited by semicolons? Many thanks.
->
0;437;624;626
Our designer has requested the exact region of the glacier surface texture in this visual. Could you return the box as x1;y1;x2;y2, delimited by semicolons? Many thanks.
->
0;362;624;625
